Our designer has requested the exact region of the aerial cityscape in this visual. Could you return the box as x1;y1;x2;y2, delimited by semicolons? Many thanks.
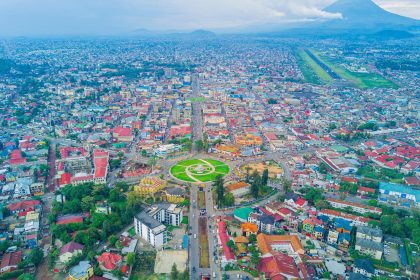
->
0;0;419;280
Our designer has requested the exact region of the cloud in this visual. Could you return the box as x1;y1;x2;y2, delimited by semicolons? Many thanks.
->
0;0;417;35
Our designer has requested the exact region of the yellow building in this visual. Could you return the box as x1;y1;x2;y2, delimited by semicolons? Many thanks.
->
235;134;263;146
67;261;93;280
162;187;185;204
134;177;166;198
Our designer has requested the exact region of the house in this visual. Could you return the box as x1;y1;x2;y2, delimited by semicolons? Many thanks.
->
356;226;383;243
7;200;40;214
248;213;275;233
285;192;307;209
218;221;235;268
59;241;84;264
0;251;22;274
354;259;375;278
326;198;382;215
327;230;339;244
97;252;122;271
225;181;250;198
134;177;166;199
302;218;322;234
241;222;258;237
162;187;185;204
67;261;94;280
257;233;305;257
258;253;301;280
113;127;134;142
355;239;383;260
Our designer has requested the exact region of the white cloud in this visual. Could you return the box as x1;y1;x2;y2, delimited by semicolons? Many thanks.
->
0;0;418;35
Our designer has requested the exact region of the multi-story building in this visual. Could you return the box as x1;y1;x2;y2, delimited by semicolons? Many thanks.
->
134;203;183;247
327;198;382;215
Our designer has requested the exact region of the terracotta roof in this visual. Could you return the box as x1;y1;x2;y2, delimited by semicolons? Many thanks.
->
97;252;122;271
257;233;304;255
258;253;299;279
0;251;22;269
7;200;40;212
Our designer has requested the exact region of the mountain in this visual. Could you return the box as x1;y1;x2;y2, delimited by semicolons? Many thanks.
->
320;0;420;30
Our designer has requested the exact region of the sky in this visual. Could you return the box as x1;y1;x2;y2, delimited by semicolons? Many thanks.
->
0;0;419;36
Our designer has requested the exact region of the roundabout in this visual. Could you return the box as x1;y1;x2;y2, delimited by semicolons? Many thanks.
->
170;158;229;182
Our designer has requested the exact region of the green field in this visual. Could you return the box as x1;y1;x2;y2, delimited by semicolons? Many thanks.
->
170;165;186;174
170;158;229;182
188;96;206;103
295;48;333;85
311;50;398;89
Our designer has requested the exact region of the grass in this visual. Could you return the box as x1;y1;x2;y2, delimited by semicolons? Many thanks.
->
188;96;206;103
295;48;333;84
130;273;167;280
172;172;196;182
128;227;136;237
311;50;398;89
170;158;229;182
170;164;186;174
215;165;230;174
193;173;220;182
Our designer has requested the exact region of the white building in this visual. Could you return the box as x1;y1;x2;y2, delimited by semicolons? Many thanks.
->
134;212;167;248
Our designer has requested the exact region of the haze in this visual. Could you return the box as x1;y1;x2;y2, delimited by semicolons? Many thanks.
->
0;0;419;36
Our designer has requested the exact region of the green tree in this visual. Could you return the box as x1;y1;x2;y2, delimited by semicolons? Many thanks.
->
171;263;179;280
195;140;204;152
226;240;237;252
224;193;235;207
262;168;269;186
126;252;136;266
213;175;225;207
180;269;190;280
29;247;44;266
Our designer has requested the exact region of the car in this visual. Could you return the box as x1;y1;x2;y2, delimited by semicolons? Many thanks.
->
192;267;196;272
194;234;197;239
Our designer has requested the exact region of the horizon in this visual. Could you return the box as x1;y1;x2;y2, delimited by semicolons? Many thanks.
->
0;0;419;36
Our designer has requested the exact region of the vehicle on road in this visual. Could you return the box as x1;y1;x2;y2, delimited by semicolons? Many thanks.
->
194;234;197;239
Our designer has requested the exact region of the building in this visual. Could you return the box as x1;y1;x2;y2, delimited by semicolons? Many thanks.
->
356;226;383;243
162;187;185;204
355;239;383;260
67;261;94;280
134;177;166;199
225;181;250;198
379;182;420;207
257;233;305;257
248;213;275;233
327;198;382;215
134;203;182;247
59;241;84;264
0;251;22;274
241;222;258;237
97;252;122;271
354;259;375;278
258;253;301;280
134;212;167;247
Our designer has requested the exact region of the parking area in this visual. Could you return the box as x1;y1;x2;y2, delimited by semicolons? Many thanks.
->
384;244;400;264
166;226;185;250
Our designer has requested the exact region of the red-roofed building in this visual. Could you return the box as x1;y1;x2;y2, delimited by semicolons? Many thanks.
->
0;251;22;274
113;127;134;142
56;215;84;225
9;150;26;165
97;252;122;271
59;173;72;187
258;253;300;280
218;221;235;267
7;200;40;213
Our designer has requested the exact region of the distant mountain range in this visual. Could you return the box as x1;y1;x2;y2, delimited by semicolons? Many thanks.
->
132;0;420;39
320;0;419;30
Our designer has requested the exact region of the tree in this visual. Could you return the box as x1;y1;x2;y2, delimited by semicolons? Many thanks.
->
170;263;179;280
108;235;118;247
282;178;292;193
29;247;44;266
203;133;209;151
248;234;257;244
262;168;269;186
126;252;136;266
195;140;204;152
226;240;237;252
81;196;94;212
224;193;235;206
180;269;190;280
213;175;225;207
148;156;157;172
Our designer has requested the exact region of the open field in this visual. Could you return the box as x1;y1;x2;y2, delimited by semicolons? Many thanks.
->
295;48;333;84
170;158;229;182
311;50;398;89
198;217;209;268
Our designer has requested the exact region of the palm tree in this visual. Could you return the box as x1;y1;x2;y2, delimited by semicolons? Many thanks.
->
148;156;157;173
